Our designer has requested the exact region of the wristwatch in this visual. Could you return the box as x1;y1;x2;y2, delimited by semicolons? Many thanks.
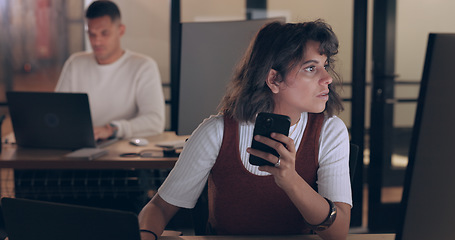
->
307;197;337;231
109;123;118;138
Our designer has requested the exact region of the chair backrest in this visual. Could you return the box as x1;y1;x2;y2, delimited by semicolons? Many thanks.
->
192;142;361;235
192;184;209;235
349;143;360;184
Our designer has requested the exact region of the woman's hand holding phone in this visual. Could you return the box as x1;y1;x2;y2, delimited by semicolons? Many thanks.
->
248;112;291;166
247;112;301;189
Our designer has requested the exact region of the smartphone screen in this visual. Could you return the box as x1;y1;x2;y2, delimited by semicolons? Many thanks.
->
249;112;291;166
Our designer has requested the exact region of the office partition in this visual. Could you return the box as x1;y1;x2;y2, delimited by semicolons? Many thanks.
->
177;18;284;135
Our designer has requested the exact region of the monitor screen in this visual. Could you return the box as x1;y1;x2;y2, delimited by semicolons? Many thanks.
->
397;33;455;240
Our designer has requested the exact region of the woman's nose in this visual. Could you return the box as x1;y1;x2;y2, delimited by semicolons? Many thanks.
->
321;70;333;85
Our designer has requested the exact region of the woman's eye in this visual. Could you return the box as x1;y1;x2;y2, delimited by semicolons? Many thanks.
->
304;66;315;72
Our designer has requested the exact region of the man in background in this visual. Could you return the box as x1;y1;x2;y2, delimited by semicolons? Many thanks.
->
55;0;165;140
14;1;165;215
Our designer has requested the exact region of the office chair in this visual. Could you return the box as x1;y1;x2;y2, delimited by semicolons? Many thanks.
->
0;206;8;240
191;142;361;235
349;143;360;184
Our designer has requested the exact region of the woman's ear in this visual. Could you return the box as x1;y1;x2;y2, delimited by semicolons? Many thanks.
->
266;69;280;93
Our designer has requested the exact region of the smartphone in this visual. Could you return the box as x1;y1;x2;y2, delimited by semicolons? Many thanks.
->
249;112;291;166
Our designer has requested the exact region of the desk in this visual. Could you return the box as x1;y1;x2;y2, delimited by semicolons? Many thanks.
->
0;132;188;199
158;234;396;240
0;132;188;169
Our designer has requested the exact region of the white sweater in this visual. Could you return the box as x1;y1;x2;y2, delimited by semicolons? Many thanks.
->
158;112;352;209
55;50;165;138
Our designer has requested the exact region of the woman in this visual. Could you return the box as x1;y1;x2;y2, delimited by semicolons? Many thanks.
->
139;20;351;240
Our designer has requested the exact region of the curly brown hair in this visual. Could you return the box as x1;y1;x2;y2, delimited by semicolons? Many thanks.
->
218;19;344;123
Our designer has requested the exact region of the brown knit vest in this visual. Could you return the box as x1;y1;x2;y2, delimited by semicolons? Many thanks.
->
208;113;324;235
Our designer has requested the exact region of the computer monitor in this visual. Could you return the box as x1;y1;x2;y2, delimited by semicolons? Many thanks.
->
396;33;455;240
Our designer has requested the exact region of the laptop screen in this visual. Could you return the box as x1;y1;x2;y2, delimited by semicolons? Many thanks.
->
1;197;141;240
396;33;455;240
6;91;97;150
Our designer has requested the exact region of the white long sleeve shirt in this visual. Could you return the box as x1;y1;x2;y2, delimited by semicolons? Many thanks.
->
158;112;352;209
55;50;165;138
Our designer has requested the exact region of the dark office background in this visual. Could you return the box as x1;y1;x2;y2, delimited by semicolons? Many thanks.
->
1;0;455;233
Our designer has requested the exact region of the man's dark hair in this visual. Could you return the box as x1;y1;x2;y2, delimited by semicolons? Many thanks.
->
85;0;121;21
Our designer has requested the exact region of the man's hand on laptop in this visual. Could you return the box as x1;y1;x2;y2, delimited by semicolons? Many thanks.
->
94;123;117;141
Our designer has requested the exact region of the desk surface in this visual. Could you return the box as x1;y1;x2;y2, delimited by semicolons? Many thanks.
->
158;234;395;240
0;132;188;169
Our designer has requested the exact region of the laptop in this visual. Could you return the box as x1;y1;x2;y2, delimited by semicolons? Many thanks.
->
1;197;140;240
395;33;455;240
6;91;117;150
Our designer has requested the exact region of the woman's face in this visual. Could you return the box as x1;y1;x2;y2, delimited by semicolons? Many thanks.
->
272;40;333;121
